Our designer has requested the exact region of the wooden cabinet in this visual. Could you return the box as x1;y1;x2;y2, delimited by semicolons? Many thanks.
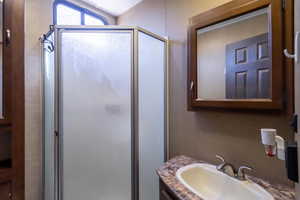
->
159;180;179;200
0;181;12;200
1;0;12;125
0;0;25;199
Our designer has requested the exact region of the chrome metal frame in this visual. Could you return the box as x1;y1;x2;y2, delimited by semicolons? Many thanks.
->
41;25;170;200
41;31;57;200
41;36;47;200
165;37;170;160
54;27;59;200
133;28;139;200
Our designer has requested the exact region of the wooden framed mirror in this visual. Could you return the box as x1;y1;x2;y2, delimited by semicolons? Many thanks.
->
187;0;284;110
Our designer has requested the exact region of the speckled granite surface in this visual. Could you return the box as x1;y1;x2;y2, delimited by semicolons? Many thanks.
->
157;155;295;200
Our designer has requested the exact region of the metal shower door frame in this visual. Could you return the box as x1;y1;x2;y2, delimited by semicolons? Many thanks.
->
42;25;169;200
41;30;56;200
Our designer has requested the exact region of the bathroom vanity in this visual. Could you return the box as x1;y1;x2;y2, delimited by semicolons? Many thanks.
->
160;180;180;200
157;156;295;200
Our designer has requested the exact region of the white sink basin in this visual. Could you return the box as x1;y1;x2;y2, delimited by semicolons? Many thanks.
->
176;163;274;200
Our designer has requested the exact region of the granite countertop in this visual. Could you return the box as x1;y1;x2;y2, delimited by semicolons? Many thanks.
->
157;155;295;200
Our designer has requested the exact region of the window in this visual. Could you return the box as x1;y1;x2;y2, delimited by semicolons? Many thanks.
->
84;14;105;25
57;4;81;25
54;0;107;25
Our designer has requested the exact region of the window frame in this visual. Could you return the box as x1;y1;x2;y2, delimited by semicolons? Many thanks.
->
53;0;108;25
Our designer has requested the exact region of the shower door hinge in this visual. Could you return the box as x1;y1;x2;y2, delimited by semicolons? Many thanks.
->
43;39;55;53
54;130;59;136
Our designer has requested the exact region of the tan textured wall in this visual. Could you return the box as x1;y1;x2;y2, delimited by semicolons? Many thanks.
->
24;1;116;200
118;0;294;185
25;1;54;199
197;14;268;99
117;0;166;36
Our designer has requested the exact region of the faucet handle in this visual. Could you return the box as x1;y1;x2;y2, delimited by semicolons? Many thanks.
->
237;166;253;181
216;155;225;163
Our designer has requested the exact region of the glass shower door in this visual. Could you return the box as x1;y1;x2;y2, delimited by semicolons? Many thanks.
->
59;30;133;200
138;31;166;200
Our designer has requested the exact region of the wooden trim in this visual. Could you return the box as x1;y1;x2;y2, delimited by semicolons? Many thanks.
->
0;126;11;134
284;0;294;118
0;120;11;126
187;0;284;110
190;0;271;26
0;159;12;169
4;0;25;199
0;169;12;183
2;0;12;122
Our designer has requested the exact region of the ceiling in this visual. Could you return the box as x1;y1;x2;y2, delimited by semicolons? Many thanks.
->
79;0;143;16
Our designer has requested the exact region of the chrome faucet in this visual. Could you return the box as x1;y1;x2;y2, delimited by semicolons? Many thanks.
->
216;155;236;177
237;166;253;181
215;155;253;181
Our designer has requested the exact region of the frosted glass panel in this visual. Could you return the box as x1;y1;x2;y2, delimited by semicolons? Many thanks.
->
138;32;165;200
60;31;132;200
43;34;55;200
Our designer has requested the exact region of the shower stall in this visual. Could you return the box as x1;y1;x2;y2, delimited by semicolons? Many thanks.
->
41;26;169;200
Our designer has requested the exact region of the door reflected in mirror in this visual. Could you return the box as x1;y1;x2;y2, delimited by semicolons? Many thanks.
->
197;8;270;100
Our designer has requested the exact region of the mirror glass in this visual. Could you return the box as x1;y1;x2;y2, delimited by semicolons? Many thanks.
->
197;8;270;100
0;0;3;118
